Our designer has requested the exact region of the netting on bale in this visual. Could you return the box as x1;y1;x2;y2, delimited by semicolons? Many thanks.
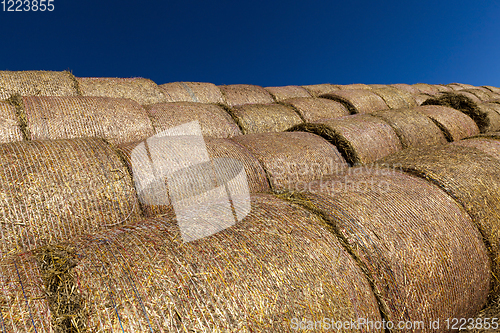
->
301;83;339;96
281;168;490;330
0;101;24;143
232;132;348;193
159;82;225;104
412;83;440;95
454;138;500;161
264;85;311;101
280;97;350;122
218;84;275;107
287;114;402;165
371;109;448;149
320;90;389;114
229;103;303;134
415;105;480;141
18;96;155;145
145;102;242;138
370;87;411;109
0;194;384;332
378;144;500;298
0;70;78;100
76;77;167;105
0;138;142;257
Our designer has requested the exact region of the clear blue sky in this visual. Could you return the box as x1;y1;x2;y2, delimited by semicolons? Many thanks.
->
1;0;499;87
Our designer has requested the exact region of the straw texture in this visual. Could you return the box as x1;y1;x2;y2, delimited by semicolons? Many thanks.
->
264;85;311;101
483;86;500;95
463;88;500;102
413;93;433;105
281;97;350;122
232;132;348;192
145;102;242;138
434;84;455;92
454;138;500;161
288;114;402;165
0;138;142;256
0;101;24;143
370;87;411;109
76;77;167;105
371;109;448;148
412;83;440;95
476;103;500;132
0;70;78;100
301;83;339;96
321;90;389;114
229;103;303;134
20;96;155;145
159;82;225;104
219;84;275;107
284;168;490;330
415;105;480;141
378;144;500;297
389;83;420;94
335;83;372;90
447;83;477;90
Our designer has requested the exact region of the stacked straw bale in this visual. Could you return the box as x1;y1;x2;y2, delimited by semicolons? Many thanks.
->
0;100;24;143
434;84;455;92
371;109;448;148
229;103;303;134
320;90;389;114
412;83;440;95
159;82;225;104
413;93;433;105
447;83;476;90
219;84;275;107
454;138;500;161
335;83;372;90
0;138;142;256
483;86;500;95
370;87;412;109
18;96;155;145
301;83;339;96
281;97;350;122
476;103;500;132
0;194;383;332
232;132;348;192
283;168;490;329
389;83;420;94
0;70;78;99
145;102;242;138
415;105;480;141
264;85;311;101
378;144;500;297
463;88;500;102
76;77;167;105
490;99;500;105
455;90;483;104
288;114;402;165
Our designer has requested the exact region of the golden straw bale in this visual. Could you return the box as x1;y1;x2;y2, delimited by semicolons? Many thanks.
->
483;86;500;95
476;103;500;132
281;97;350;122
0;100;23;143
301;83;340;96
434;84;455;92
264;85;311;101
334;83;372;90
159;82;225;104
463;88;500;102
413;93;433;105
230;103;303;134
454;138;500;161
320;89;389;114
0;70;78;99
447;83;476;90
389;83;420;94
412;83;440;95
219;84;275;107
370;87;411;109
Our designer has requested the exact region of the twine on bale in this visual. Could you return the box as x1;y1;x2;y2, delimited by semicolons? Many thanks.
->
232;132;348;193
264;85;311;102
287;114;402;165
0;100;24;143
301;83;339;96
280;97;349;122
218;84;275;107
281;168;490;330
320;89;389;114
229;103;303;134
159;82;225;104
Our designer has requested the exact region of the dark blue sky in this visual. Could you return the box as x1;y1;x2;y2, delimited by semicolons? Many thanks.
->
1;0;499;87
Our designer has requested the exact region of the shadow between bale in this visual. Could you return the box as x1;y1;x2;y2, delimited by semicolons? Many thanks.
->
301;83;339;96
0;100;24;143
280;97;349;122
264;85;312;101
320;90;389;114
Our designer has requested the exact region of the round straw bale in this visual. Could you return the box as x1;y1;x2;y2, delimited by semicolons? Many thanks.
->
447;83;476;90
476;103;500;132
232;132;348;192
0;138;142;256
0;100;23;143
412;83;440;95
389;83;420;94
370;87;411;109
301;83;340;96
20;96;155;145
159;82;225;104
229;103;303;134
219;84;275;107
434;84;455;92
76;77;167;105
264;85;312;101
415;105;480;141
371;109;448;148
454;138;500;161
421;92;489;132
335;83;372;90
483;101;500;113
283;168;490;327
413;93;433;105
378;144;500;297
490;99;500;105
483;86;500;95
288;114;402;165
368;84;388;89
320;89;389;114
281;97;350;122
145;102;241;138
455;90;483;104
0;70;78;99
0;194;384;332
463;88;500;102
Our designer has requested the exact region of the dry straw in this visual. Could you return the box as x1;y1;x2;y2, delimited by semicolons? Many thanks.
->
320;89;389;114
0;100;24;143
490;99;500;105
412;83;440;95
76;77;167;105
218;84;275;107
0;138;142;256
447;83;477;90
232;132;348;193
483;86;500;95
415;105;480;141
434;84;455;92
20;96;155;145
390;83;420;94
0;194;384;331
476;103;500;132
145;102;242;138
413;93;433;106
370;87;412;109
378;144;500;298
283;168;490;328
463;88;500;102
301;83;339;96
454;138;500;161
229;103;303;134
287;114;402;165
264;85;312;101
334;83;372;90
371;109;448;148
159;82;225;104
0;70;78;100
280;97;350;122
